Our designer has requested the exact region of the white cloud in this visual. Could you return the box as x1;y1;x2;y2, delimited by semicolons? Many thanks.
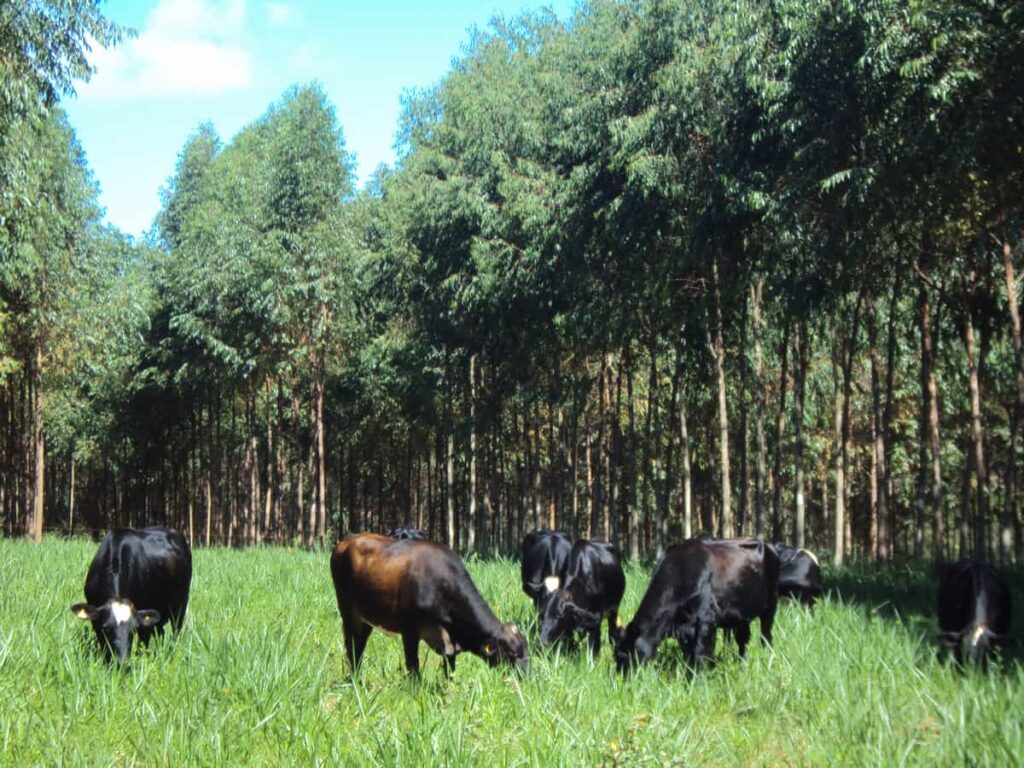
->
78;0;252;101
265;2;297;27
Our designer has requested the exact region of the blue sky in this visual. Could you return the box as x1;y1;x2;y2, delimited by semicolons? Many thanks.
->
65;0;576;237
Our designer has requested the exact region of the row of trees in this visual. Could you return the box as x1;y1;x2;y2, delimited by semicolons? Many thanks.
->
2;0;1023;565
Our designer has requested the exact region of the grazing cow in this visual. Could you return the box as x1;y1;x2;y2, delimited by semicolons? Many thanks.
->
937;560;1012;666
614;538;778;673
388;524;427;540
330;533;528;677
521;529;572;607
539;539;626;654
774;543;824;606
70;526;192;663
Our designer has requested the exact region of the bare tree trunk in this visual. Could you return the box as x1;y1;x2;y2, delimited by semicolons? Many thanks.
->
711;255;732;537
30;342;44;542
447;430;456;549
468;354;478;554
866;294;888;561
680;384;693;539
883;276;901;559
793;323;808;549
914;269;944;560
752;280;767;538
69;453;75;534
772;323;790;542
832;349;845;566
1002;241;1022;562
315;369;327;548
964;269;990;559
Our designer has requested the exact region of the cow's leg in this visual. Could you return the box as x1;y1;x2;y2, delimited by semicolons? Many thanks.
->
759;604;776;647
734;622;751;658
691;622;716;670
342;612;373;672
402;629;421;678
442;653;457;677
587;624;601;657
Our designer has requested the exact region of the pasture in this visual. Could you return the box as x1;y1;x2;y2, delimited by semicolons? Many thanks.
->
0;538;1022;766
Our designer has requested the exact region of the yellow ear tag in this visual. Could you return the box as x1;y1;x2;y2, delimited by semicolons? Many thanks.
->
75;608;91;620
483;643;493;655
615;615;624;628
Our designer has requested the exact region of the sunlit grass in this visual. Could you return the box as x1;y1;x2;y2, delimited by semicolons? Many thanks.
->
0;538;1021;765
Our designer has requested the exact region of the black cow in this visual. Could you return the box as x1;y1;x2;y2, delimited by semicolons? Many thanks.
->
937;560;1012;667
539;539;626;654
331;533;528;677
614;538;778;673
521;529;572;607
774;543;824;606
388;524;427;540
70;526;192;663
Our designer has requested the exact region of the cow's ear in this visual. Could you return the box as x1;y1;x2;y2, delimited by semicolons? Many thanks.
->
135;609;161;627
71;603;96;621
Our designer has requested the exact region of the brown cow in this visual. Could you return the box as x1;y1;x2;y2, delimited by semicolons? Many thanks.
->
330;533;528;677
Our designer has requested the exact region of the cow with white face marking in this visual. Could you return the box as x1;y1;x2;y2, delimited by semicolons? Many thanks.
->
70;527;192;663
521;529;572;609
937;560;1012;667
539;539;626;655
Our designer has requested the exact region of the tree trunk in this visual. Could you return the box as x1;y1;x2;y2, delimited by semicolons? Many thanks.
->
752;279;767;538
793;323;808;549
866;294;888;561
468;354;478;554
30;342;45;542
772;322;790;542
1002;241;1022;562
964;269;990;559
680;383;693;539
711;255;732;537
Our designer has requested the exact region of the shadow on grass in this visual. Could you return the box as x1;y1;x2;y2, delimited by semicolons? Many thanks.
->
824;559;1024;665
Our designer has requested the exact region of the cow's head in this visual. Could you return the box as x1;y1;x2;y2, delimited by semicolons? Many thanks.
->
70;599;160;663
481;622;529;672
939;623;1003;666
539;590;601;647
964;623;999;664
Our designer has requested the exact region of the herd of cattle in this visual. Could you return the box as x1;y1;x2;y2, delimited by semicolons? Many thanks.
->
68;525;1013;675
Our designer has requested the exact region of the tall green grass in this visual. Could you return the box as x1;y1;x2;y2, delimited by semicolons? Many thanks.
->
1;538;1021;766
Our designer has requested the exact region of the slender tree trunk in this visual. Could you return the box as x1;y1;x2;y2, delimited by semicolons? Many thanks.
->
1002;241;1023;562
866;294;888;561
752;280;767;538
832;347;845;566
964;269;990;559
772;322;790;542
711;255;732;537
793;323;808;549
883;276;901;559
30;342;44;542
680;383;693;539
468;354;478;554
446;429;456;549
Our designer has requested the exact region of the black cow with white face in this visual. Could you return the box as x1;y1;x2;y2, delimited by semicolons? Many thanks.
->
388;524;427;541
614;538;778;673
539;539;625;655
774;543;824;606
937;560;1012;667
521;529;572;608
70;526;192;663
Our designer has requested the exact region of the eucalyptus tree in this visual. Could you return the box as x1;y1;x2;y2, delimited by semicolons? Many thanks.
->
0;108;101;540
